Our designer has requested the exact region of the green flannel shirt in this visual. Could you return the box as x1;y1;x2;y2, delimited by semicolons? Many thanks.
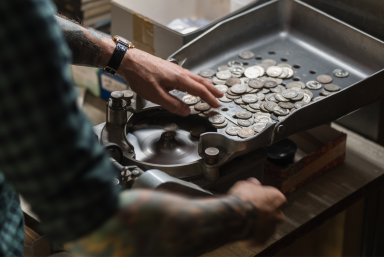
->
0;0;120;255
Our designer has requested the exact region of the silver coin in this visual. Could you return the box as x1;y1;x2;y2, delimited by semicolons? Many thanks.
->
215;85;228;93
225;92;241;99
270;86;283;93
236;110;253;119
263;80;278;88
257;63;270;70
268;78;283;85
264;101;278;112
216;70;232;80
240;104;248;109
231;72;242;78
231;84;247;94
259;88;270;94
278;102;295;109
195;102;211;111
277;63;292;69
262;59;277;66
306;80;322;90
199;69;215;78
302;89;313;99
226;77;242;87
219;96;233;102
290;87;302;92
278;67;289;79
266;66;283;77
226;126;242;136
313;96;326;102
239;51;255;60
273;106;290;116
251;123;267;133
238;127;255;138
275;93;289;102
239;117;255;127
249;88;259;93
242;94;258;103
244;66;260;78
228;61;243;67
209;114;225;124
234;98;245;104
182;95;200;105
291;91;304;101
254;112;271;118
257;93;265;101
317;74;333;84
260;102;269;113
246;85;253;93
199;112;208;118
217;65;230;72
266;93;278;102
287;81;305;89
213;119;228;129
246;105;258;113
321;89;332;96
204;108;220;117
302;93;311;103
295;101;307;108
250;102;261;110
324;84;341;92
282;89;298;99
333;69;349;78
189;106;200;115
285;68;294;79
213;76;227;85
254;65;265;76
249;79;264;89
255;115;271;124
230;66;245;74
226;89;237;96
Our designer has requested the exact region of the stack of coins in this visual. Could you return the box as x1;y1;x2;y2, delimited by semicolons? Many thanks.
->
191;50;348;138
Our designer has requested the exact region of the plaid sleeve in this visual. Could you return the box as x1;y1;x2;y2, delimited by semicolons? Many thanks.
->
0;0;120;243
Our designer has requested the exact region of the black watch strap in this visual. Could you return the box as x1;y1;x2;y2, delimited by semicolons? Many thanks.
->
103;41;129;76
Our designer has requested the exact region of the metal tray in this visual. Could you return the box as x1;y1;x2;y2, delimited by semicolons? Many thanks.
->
167;0;384;168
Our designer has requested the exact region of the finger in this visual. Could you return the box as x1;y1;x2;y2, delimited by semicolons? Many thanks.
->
275;211;285;223
247;177;262;186
157;90;190;116
178;77;222;108
187;72;224;98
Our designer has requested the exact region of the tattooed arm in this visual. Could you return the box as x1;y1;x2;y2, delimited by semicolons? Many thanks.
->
65;180;286;256
55;15;224;116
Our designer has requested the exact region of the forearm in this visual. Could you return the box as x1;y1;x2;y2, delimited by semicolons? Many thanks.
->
65;190;258;256
55;15;115;67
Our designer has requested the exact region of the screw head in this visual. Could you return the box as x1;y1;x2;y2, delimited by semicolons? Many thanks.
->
111;91;124;100
277;124;285;134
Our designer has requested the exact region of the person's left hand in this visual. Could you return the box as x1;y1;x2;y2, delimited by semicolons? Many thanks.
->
117;48;224;116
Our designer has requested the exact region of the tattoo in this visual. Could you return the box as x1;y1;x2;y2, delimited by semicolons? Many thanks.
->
55;15;105;67
65;190;258;256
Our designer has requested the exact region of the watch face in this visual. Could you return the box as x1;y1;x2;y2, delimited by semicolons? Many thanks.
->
113;36;134;48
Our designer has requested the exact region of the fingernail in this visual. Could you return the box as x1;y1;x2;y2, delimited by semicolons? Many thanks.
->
247;177;262;185
180;105;190;116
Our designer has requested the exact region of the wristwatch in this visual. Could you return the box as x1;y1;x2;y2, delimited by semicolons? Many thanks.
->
103;35;135;76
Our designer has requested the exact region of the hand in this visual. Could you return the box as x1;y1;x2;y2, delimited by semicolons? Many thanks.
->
117;48;224;116
228;178;287;247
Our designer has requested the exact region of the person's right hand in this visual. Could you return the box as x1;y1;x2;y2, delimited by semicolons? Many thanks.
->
228;178;287;247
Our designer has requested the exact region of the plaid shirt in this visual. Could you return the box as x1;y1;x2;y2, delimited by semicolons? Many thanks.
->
0;0;119;255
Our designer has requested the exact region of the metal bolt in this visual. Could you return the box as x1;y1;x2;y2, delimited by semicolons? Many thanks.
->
110;91;124;108
132;169;140;176
277;124;285;134
122;90;134;106
205;147;219;165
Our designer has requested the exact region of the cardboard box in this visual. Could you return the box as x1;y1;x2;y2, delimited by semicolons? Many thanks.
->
111;0;265;59
263;125;347;195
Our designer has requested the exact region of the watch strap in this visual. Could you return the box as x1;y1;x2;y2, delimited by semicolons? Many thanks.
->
103;41;128;76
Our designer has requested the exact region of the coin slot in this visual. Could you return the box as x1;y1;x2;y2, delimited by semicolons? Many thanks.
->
293;64;301;69
255;56;262;60
293;77;301;81
221;108;229;112
242;62;249;66
281;58;288;62
232;115;237;119
268;51;276;55
309;70;316;74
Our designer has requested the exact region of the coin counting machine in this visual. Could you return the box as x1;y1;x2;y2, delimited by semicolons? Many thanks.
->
94;0;384;195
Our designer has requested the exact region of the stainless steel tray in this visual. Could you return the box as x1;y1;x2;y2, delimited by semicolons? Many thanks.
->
167;0;384;168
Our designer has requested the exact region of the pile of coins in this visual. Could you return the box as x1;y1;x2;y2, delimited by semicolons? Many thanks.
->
185;50;349;138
